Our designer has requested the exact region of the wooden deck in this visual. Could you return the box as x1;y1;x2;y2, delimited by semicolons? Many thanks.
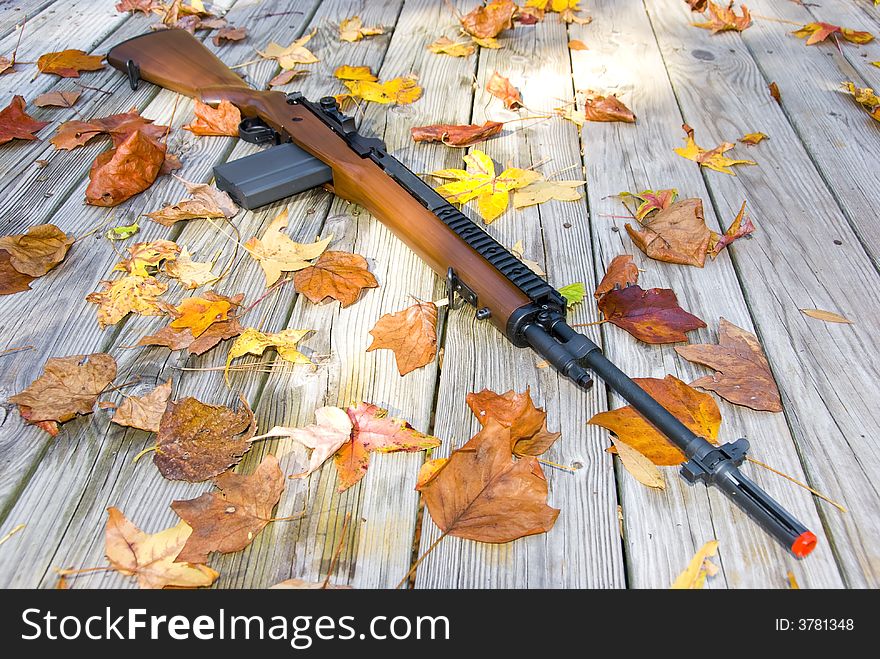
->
0;0;878;589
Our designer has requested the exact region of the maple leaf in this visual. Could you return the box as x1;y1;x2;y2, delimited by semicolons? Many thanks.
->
799;308;852;324
225;328;312;383
430;149;540;223
0;251;35;295
147;176;239;225
153;395;256;482
674;124;755;175
333;64;378;81
37;49;104;77
460;0;517;39
86;275;168;328
511;239;544;275
595;254;639;299
172;454;285;563
252;406;353;478
709;200;755;258
671;540;719;589
112;379;173;432
10;353;117;427
420;419;559;543
245;210;332;286
842;82;880;122
738;132;768;145
486;71;523;110
598;285;706;344
558;282;586;307
0;96;49;144
213;26;247;46
613;438;665;489
676;317;781;412
293;250;378;307
466;387;560;456
625;198;712;267
85;129;169;206
339;16;384;42
340;77;422;105
169;296;232;337
589;375;720;465
792;22;873;46
258;29;319;68
34;91;81;108
513;179;585;208
619;188;678;220
165;247;220;289
410;121;503;147
427;37;475;58
114;239;179;276
0;224;74;277
183;100;241;137
105;507;218;589
138;291;244;354
582;92;636;122
692;2;751;34
366;301;437;375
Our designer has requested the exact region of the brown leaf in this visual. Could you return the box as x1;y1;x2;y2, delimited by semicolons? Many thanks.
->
116;0;163;14
598;285;706;344
138;293;245;355
594;254;639;299
112;379;173;432
366;301;437;375
625;198;712;267
10;353;117;425
105;507;218;589
799;308;852;324
769;82;781;104
146;176;239;226
0;250;35;295
589;375;720;465
154;395;256;482
582;92;635;122
686;0;708;10
676;317;781;412
486;71;523;110
0;224;74;277
37;49;105;77
0;96;49;144
172;454;284;563
709;200;755;258
461;0;516;39
293;250;378;307
420;419;559;543
692;1;751;33
410;121;503;147
113;239;179;276
466;387;560;456
212;26;247;46
34;91;81;108
0;56;13;75
85;129;167;207
268;69;307;87
86;275;169;328
51;108;167;151
183;99;241;137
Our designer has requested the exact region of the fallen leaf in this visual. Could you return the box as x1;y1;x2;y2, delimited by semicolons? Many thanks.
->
34;91;81;108
86;275;168;328
510;239;544;275
0;224;74;277
692;1;751;33
105;507;218;589
105;222;140;241
10;353;117;425
165;247;220;289
366;301;437;375
410;121;503;147
466;387;560;456
116;0;163;15
709;200;755;258
598;285;706;344
427;37;475;57
333;64;378;81
225;327;312;383
582;92;636;122
114;239;179;277
37;49;104;77
51;107;167;151
842;82;880;122
671;540;719;589
258;29;319;68
625;198;713;267
558;282;586;307
799;308;852;324
0;251;35;295
339;16;384;42
472;36;502;48
686;0;708;10
154;395;256;482
333;436;370;492
85;129;168;206
612;437;665;489
268;69;307;86
619;188;678;220
245;210;332;286
0;56;12;75
595;254;639;299
138;292;244;354
340;77;422;105
568;39;588;50
169;296;231;337
146;176;239;225
769;82;781;103
183;99;241;137
486;71;523;109
212;26;247;46
293;250;378;307
792;22;873;46
738;132;768;145
112;379;173;432
513;179;585;208
590;375;720;465
172;454;284;562
461;0;516;39
674;123;755;175
787;571;800;589
415;457;448;491
420;419;559;543
0;96;49;144
676;317;781;412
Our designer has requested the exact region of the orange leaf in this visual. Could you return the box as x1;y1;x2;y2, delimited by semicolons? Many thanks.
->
0;96;49;144
34;91;81;108
183;99;241;136
461;0;517;39
36;49;104;77
594;254;639;299
692;1;751;34
486;71;523;109
582;92;635;123
51;107;167;151
568;39;588;50
366;301;437;375
169;296;232;338
293;250;378;307
85;129;167;206
137;291;244;355
598;285;706;344
792;22;873;46
466;387;560;456
709;200;755;258
410;121;503;147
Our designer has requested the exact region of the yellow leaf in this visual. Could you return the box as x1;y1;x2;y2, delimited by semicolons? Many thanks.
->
86;276;168;329
114;239;179;277
799;308;853;324
513;179;585;208
471;36;502;49
225;327;312;384
427;37;475;57
738;132;768;145
169;296;231;338
333;64;377;81
258;29;319;69
842;81;880;122
612;438;665;489
671;540;719;589
339;16;384;42
164;246;220;289
674;124;755;175
244;210;332;286
342;77;422;105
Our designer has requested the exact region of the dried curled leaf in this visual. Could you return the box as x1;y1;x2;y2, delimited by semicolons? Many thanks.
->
0;224;74;277
114;239;179;276
598;285;706;344
427;37;475;58
842;82;880;123
692;2;751;33
486;71;523;110
183;99;241;137
461;0;516;39
51;107;167;151
213;26;247;46
619;188;678;220
258;29;319;68
582;92;636;123
0;96;49;144
594;254;639;299
112;379;173;432
466;387;560;456
709;200;755;258
410;121;503;147
339;16;384;42
138;291;244;355
146;176;239;226
85;129;168;207
225;327;312;383
671;540;719;589
799;308;852;324
366;301;437;375
245;210;332;286
34;91;81;108
37;49;104;77
674;124;755;175
165;247;220;289
293;250;378;307
0;251;35;296
86;275;168;328
625;198;713;267
738;132;767;145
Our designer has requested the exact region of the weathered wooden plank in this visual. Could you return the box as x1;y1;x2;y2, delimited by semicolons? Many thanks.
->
641;0;877;586
0;0;56;37
414;9;626;588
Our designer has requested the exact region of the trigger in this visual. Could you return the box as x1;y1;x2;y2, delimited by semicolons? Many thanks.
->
238;117;280;145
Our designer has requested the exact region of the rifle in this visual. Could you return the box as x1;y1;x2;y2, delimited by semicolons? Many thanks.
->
107;29;817;558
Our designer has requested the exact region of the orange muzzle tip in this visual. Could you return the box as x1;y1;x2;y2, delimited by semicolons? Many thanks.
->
791;531;817;558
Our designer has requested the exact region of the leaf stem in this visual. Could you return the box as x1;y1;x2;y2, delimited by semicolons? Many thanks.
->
746;456;847;513
0;523;25;547
395;530;448;589
132;445;158;464
571;319;607;328
0;345;34;358
322;513;351;589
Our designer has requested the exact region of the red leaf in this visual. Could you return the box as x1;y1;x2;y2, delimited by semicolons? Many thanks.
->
598;285;706;344
0;96;49;144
